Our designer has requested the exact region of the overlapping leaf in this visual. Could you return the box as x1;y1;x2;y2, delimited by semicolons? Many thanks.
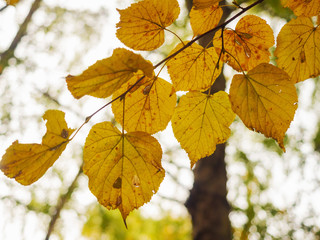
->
167;42;222;91
116;0;180;51
193;0;222;9
190;4;223;37
112;75;176;134
283;0;320;17
66;48;154;99
83;122;164;220
213;15;274;72
172;91;235;167
0;110;74;185
275;17;320;83
229;63;298;151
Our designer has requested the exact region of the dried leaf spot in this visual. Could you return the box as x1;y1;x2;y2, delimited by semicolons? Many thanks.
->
61;129;69;139
113;177;122;189
132;175;141;187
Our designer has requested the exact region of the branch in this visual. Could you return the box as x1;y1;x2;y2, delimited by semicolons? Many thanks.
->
0;4;8;12
154;0;264;69
0;0;42;75
44;166;83;240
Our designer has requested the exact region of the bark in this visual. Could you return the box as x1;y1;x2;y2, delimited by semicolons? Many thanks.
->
184;1;232;239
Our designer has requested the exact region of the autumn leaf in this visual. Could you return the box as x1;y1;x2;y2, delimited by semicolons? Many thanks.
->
229;63;298;151
275;17;320;83
112;75;176;134
190;4;223;36
83;122;164;220
66;48;154;99
116;0;180;51
172;91;235;167
283;0;320;17
193;0;222;9
167;42;222;91
5;0;19;5
0;110;74;185
213;15;274;72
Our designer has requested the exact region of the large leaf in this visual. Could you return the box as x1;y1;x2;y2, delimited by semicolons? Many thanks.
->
190;4;223;36
283;0;320;17
66;48;154;99
112;75;176;134
0;110;74;185
275;17;320;83
116;0;180;50
167;42;222;91
83;122;165;220
172;91;235;167
213;15;274;72
229;63;298;151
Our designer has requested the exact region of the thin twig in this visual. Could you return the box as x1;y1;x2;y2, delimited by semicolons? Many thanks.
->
44;166;83;240
0;4;8;12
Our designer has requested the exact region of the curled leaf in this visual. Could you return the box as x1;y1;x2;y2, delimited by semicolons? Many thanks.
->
83;122;164;220
0;110;74;185
116;0;180;50
66;48;154;99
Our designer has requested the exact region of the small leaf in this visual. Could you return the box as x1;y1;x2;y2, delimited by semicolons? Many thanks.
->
112;75;176;134
229;63;298;151
0;110;74;185
283;0;320;17
116;0;180;50
190;4;223;36
66;48;154;99
172;91;235;167
213;15;274;71
167;42;222;91
275;16;320;83
193;0;222;9
83;122;164;220
5;0;20;5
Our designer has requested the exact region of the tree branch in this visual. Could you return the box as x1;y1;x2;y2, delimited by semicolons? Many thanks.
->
0;0;42;74
44;166;83;240
0;4;8;12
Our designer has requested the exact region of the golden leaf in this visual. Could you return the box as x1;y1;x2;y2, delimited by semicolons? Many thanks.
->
5;0;19;5
116;0;180;50
213;15;274;71
275;17;320;83
193;0;222;9
112;75;177;134
229;63;298;151
190;4;223;36
172;91;235;167
66;48;154;99
83;122;164;220
167;42;222;91
283;0;320;17
0;110;74;185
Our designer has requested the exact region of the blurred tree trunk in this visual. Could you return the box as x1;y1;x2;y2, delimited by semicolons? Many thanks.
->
184;1;232;239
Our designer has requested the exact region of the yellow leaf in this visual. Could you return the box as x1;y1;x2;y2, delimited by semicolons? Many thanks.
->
213;15;274;72
116;0;180;51
190;4;223;36
167;42;222;91
172;91;235;167
0;110;74;185
229;63;298;151
193;0;222;9
283;0;320;17
5;0;19;5
66;48;154;99
83;122;164;220
112;75;177;134
275;17;320;83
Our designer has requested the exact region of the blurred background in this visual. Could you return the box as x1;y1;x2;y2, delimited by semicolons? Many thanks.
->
1;0;320;239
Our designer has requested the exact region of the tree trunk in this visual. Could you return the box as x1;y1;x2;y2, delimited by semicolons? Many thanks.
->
184;1;232;239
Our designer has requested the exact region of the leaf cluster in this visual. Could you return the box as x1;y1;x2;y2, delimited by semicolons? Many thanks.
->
1;0;320;222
